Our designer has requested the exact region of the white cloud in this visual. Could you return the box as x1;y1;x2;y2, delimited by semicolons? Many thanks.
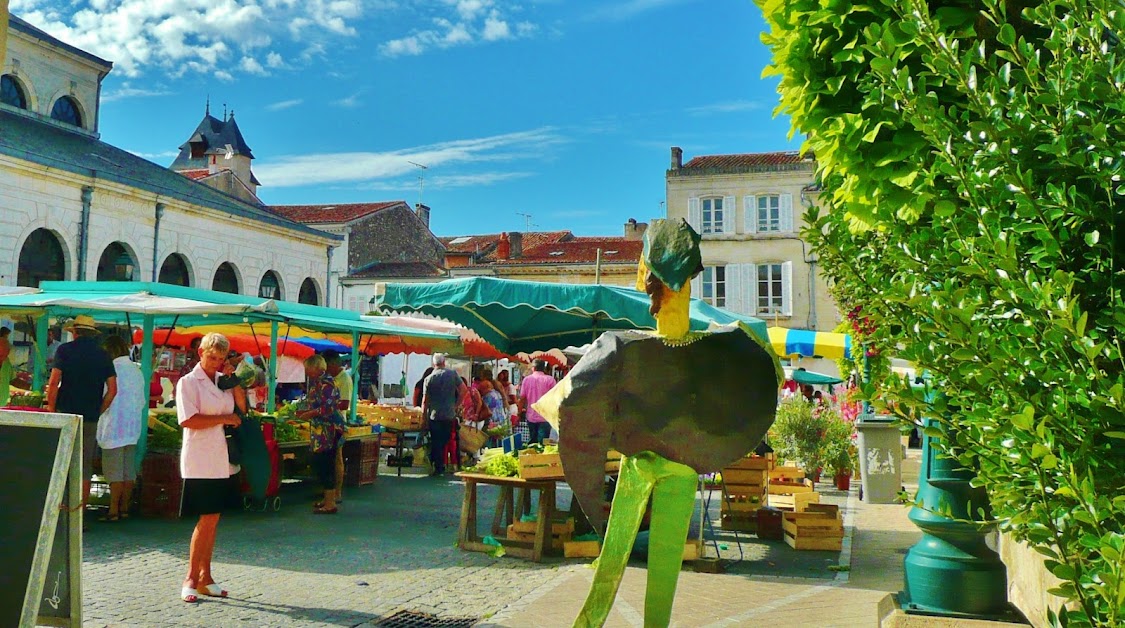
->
214;70;235;82
101;85;173;102
239;56;267;75
686;100;768;116
362;171;533;191
255;127;563;188
10;0;369;78
333;92;362;108
126;149;180;160
265;52;286;68
380;0;536;57
265;98;303;111
585;0;693;22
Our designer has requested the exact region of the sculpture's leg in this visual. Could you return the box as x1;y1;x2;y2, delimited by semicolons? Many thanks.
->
643;461;696;627
573;453;655;628
573;452;697;628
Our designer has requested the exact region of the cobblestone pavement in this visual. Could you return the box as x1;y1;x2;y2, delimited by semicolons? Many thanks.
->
83;472;572;627
81;469;857;627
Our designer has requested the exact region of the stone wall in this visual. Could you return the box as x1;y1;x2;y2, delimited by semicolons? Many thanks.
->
3;21;105;134
347;205;444;272
999;533;1068;628
0;154;332;300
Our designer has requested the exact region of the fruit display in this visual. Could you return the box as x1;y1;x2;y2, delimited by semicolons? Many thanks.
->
355;402;424;431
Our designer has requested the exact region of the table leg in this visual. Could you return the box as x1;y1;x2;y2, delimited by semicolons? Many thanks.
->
532;484;556;562
395;431;403;478
459;479;478;548
517;487;532;518
492;486;513;536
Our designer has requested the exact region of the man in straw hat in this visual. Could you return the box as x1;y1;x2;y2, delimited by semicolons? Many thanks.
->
47;315;118;509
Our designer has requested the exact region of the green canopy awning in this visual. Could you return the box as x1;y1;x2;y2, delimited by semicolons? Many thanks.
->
789;369;844;385
373;276;769;354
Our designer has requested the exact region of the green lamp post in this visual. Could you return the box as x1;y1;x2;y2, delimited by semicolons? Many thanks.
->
900;415;1010;618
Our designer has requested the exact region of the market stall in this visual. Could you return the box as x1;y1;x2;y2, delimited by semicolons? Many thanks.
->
0;281;461;516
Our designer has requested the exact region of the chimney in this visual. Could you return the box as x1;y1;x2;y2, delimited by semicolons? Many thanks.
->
624;218;648;241
509;232;523;259
415;203;431;228
496;232;511;260
671;146;683;170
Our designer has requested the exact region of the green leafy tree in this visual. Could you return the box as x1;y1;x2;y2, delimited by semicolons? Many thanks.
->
759;0;1124;625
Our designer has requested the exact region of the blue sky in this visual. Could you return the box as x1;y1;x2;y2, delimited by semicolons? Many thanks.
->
12;0;800;237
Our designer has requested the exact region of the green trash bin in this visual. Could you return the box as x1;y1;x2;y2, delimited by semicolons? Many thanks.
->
856;414;902;503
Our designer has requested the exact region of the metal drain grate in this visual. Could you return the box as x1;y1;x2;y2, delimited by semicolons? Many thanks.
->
376;610;479;628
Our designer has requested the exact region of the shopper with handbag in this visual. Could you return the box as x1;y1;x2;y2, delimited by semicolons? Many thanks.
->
176;333;246;603
296;354;345;514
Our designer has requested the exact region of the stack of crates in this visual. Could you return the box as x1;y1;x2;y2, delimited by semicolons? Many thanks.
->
720;454;772;532
768;465;820;512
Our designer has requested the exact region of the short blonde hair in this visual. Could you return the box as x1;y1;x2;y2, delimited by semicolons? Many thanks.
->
304;355;326;371
199;333;230;355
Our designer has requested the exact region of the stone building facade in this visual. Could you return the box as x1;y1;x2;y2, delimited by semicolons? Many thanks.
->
0;14;338;302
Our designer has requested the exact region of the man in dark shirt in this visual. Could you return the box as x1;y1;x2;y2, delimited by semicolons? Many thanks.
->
46;315;118;506
421;353;462;476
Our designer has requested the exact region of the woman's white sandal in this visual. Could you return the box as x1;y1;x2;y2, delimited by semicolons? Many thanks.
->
181;586;199;603
199;583;228;598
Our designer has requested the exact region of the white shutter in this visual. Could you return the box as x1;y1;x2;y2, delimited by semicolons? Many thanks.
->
781;193;795;233
781;261;794;316
722;195;736;234
724;264;741;312
691;273;703;300
744;196;758;234
741;264;755;316
688;197;702;231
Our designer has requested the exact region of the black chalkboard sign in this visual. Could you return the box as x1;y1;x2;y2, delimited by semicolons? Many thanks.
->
0;411;82;628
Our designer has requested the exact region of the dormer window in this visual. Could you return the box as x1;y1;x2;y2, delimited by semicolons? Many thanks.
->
50;96;82;127
1;75;28;110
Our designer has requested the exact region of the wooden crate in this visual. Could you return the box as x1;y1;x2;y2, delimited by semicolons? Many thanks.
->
723;468;768;487
721;492;765;513
721;511;757;533
518;451;565;480
682;540;702;562
769;466;805;482
768;491;821;512
726;454;774;471
605;450;623;475
783;507;843;551
768;478;815;495
564;540;601;558
511;517;575;536
506;524;568;550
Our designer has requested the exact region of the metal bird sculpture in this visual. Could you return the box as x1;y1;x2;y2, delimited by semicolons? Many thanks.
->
535;218;781;627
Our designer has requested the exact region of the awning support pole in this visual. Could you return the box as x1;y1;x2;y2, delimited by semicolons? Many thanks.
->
267;320;279;413
136;314;155;468
33;313;48;390
350;331;360;423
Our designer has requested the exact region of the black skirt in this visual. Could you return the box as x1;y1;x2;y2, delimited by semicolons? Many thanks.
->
180;478;233;517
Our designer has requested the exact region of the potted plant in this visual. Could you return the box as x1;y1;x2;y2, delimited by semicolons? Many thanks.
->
768;397;828;479
819;405;858;490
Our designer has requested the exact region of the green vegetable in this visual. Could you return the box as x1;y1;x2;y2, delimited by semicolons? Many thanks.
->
468;449;520;477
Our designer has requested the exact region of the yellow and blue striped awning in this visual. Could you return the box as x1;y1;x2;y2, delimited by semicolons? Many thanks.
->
768;327;852;360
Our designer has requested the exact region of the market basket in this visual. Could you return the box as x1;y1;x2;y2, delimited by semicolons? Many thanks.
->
458;424;488;453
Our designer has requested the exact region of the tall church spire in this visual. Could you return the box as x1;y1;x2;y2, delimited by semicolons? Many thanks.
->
205;95;210;116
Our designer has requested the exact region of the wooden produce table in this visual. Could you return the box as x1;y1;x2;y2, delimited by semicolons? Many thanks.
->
456;473;558;562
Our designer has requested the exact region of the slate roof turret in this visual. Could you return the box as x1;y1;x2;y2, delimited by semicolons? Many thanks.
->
170;109;255;171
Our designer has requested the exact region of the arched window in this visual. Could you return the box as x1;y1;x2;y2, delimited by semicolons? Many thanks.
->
258;271;283;300
17;229;67;288
158;254;191;287
212;262;240;294
298;278;319;305
50;96;82;127
96;242;138;281
1;75;28;109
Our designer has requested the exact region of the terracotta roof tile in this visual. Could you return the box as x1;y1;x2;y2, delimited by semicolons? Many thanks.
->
681;151;813;170
178;168;212;181
440;231;572;260
269;201;405;224
492;237;643;265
